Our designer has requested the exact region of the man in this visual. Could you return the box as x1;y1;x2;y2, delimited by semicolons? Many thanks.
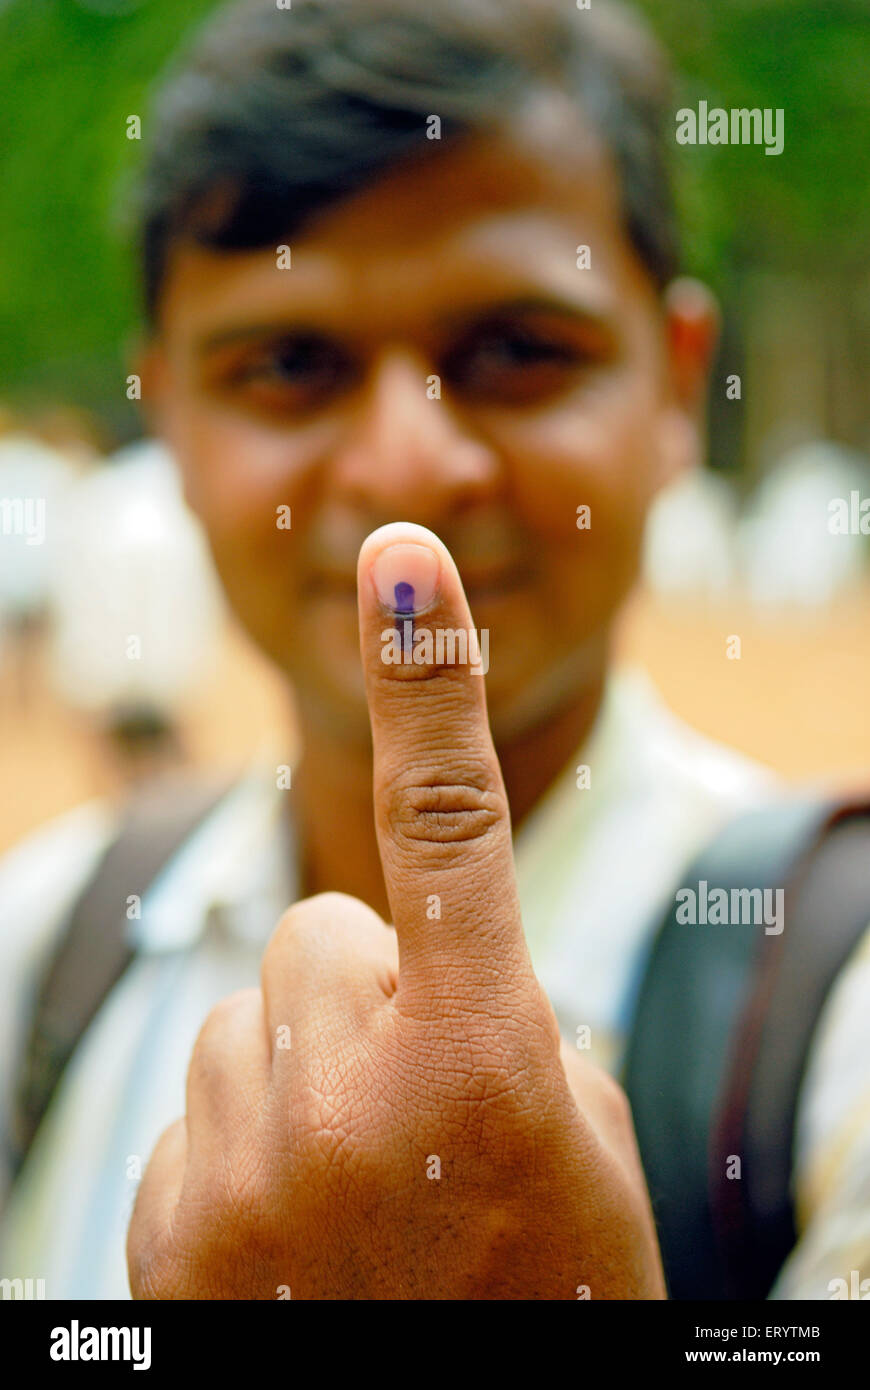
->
7;0;864;1300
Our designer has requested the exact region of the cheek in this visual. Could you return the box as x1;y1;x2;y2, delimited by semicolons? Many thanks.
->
170;412;301;538
496;387;661;621
173;414;284;528
507;398;659;541
163;408;327;657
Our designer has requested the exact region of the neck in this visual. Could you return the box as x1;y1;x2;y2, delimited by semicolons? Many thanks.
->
290;679;605;922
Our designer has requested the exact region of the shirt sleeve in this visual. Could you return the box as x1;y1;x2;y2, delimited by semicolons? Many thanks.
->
769;922;870;1299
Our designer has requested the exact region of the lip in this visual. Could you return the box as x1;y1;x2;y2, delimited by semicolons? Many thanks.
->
308;563;532;600
460;560;529;586
462;569;532;602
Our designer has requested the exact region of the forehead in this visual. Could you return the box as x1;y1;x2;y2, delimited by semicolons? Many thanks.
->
157;123;653;341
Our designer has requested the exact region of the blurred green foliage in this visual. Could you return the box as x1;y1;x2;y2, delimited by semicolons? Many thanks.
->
0;0;216;433
0;0;867;435
634;0;870;280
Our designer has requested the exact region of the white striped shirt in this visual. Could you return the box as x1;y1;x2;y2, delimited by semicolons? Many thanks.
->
0;672;865;1299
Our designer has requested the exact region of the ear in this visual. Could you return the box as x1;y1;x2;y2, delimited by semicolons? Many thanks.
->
654;276;720;488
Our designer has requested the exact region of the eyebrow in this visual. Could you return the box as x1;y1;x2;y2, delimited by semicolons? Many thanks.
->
193;292;618;357
438;294;618;338
195;323;334;355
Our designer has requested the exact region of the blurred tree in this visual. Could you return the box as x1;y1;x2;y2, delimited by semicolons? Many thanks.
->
633;0;870;476
0;0;217;437
635;0;870;276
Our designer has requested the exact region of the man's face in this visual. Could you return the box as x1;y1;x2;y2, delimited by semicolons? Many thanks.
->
145;124;706;744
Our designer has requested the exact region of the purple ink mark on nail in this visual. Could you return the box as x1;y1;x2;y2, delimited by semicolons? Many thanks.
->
393;581;415;656
394;581;415;614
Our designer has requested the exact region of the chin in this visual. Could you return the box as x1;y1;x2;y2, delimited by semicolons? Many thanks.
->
294;652;372;742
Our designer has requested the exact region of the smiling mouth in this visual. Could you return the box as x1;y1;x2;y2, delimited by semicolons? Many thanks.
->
462;567;533;601
308;564;532;601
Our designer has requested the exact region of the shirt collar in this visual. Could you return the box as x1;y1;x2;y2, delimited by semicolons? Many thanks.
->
131;765;295;954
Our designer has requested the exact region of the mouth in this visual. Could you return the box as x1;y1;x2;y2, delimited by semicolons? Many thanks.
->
460;565;533;602
307;563;533;603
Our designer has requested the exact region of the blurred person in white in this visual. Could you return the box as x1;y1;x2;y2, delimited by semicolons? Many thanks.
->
642;467;739;600
0;435;76;629
1;0;867;1300
738;441;870;608
0;432;80;703
46;439;225;774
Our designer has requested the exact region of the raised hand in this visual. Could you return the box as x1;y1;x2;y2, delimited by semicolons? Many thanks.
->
127;522;664;1300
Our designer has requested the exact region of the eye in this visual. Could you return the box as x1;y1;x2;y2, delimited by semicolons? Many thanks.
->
444;320;602;405
217;334;356;413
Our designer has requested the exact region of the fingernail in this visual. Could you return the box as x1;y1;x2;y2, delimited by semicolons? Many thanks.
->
371;542;440;615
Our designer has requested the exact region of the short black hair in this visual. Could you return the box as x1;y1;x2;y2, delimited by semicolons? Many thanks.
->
138;0;680;322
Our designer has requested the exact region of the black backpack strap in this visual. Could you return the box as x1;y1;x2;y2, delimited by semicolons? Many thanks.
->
711;799;870;1297
10;774;236;1176
623;796;870;1300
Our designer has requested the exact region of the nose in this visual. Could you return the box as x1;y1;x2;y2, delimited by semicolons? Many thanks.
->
328;347;500;523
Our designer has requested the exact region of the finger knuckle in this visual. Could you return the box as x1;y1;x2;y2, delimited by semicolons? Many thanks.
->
264;901;318;971
193;989;257;1057
271;893;356;948
431;1026;543;1123
128;1243;176;1301
215;1144;273;1223
595;1070;634;1131
383;768;507;849
127;1208;183;1301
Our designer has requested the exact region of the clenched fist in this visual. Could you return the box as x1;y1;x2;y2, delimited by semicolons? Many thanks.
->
127;522;665;1300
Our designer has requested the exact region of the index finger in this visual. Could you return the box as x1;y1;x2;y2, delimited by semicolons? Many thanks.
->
357;521;534;1000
